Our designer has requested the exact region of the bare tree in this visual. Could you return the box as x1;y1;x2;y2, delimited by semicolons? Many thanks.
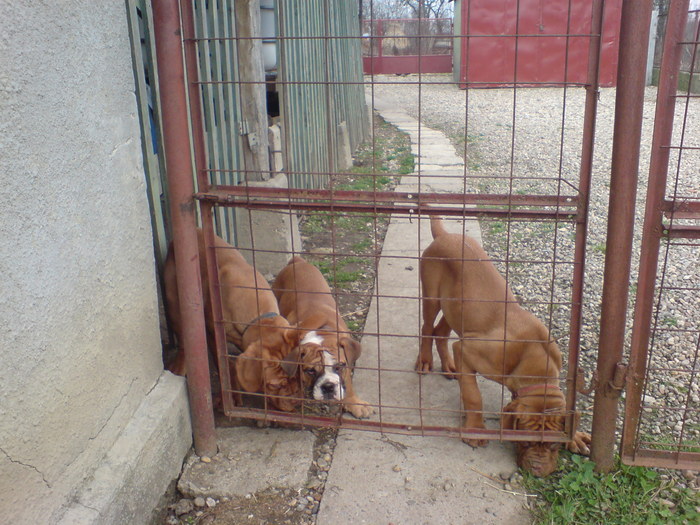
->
400;0;454;19
361;0;412;20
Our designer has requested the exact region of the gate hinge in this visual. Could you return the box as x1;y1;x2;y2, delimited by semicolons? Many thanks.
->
609;362;628;392
576;367;598;396
238;120;250;135
576;363;628;396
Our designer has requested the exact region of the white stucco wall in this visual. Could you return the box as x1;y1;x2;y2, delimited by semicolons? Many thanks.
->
0;2;186;522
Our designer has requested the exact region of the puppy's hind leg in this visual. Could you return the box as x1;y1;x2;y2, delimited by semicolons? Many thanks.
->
433;316;457;378
416;297;440;373
453;340;488;447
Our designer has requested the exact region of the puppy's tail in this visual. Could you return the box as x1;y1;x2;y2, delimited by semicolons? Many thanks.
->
430;215;448;239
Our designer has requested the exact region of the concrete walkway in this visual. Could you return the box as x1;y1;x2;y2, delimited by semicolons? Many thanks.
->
177;97;531;524
314;97;530;524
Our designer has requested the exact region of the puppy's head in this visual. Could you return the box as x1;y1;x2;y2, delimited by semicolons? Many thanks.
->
502;389;569;477
281;331;346;402
236;316;303;412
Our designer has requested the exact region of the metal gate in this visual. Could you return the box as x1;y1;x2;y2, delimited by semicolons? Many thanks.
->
151;0;699;471
622;0;700;470
153;0;608;455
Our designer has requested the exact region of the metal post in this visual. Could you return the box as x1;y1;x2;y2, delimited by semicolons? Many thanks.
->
591;0;653;472
152;0;217;457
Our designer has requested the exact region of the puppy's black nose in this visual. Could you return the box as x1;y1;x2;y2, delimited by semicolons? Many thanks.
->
321;382;336;398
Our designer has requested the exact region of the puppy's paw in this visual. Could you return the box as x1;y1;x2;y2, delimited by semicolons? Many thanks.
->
415;356;434;374
441;357;458;380
462;437;489;448
344;398;375;419
568;431;592;455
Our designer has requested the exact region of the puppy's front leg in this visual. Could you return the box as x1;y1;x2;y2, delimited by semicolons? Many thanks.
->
341;371;374;419
453;340;488;447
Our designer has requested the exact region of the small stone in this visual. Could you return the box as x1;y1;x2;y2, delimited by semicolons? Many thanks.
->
393;465;402;472
200;456;212;463
323;453;332;463
194;497;206;508
173;498;194;516
245;493;252;499
682;470;696;481
658;498;675;508
165;517;179;525
499;470;514;480
305;479;322;490
205;497;217;508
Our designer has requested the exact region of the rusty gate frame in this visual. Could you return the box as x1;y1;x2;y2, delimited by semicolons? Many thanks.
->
151;0;699;471
621;0;700;470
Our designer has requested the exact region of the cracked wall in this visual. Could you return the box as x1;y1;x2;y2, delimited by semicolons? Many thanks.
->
0;1;167;522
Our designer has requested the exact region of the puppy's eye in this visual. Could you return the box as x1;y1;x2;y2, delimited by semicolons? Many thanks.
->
333;364;345;374
304;368;317;377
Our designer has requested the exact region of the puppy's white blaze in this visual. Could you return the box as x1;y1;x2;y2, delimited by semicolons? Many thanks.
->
301;330;324;346
313;351;345;401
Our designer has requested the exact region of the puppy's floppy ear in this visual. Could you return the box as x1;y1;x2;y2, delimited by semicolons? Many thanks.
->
236;344;263;393
280;346;303;377
338;336;362;366
502;399;523;430
282;326;302;349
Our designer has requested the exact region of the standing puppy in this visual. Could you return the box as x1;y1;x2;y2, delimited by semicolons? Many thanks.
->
417;217;590;476
273;256;374;418
164;229;303;412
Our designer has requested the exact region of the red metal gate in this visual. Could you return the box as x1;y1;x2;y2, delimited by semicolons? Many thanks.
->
621;0;700;470
456;0;623;88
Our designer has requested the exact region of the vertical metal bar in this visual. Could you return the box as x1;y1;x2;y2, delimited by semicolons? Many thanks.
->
590;0;653;473
622;0;691;463
152;0;217;456
566;0;604;425
180;0;235;416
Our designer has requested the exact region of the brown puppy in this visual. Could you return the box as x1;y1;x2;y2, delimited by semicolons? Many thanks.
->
418;217;590;477
163;229;302;412
272;256;374;419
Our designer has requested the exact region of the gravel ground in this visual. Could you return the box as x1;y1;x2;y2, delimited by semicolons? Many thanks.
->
366;74;700;459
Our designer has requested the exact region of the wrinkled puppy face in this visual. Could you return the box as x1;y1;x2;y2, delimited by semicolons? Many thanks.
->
283;331;346;402
503;398;566;477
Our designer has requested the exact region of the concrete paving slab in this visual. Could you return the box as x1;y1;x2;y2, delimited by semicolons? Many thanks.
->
317;432;529;525
178;427;315;498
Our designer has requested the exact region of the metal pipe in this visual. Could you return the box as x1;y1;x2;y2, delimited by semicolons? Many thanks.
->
566;0;605;434
152;0;217;457
179;0;235;414
591;0;653;472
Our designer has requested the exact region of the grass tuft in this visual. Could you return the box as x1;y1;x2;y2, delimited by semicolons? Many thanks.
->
523;453;700;524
